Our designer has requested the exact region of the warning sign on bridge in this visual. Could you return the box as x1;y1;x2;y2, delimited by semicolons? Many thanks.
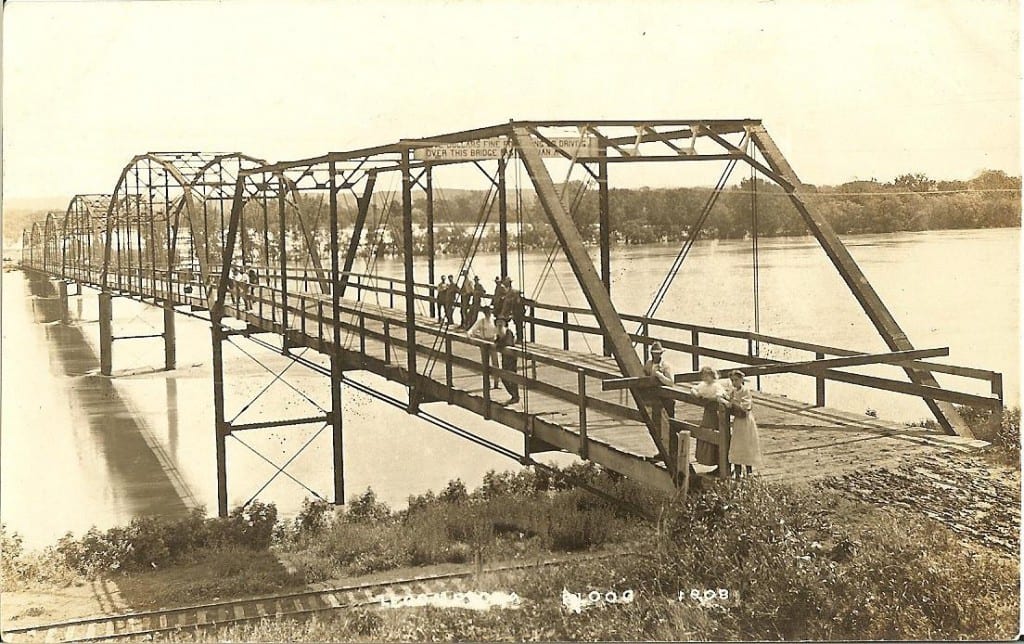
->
413;136;599;161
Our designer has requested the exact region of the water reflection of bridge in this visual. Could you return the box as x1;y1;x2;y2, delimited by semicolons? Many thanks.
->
20;122;1002;516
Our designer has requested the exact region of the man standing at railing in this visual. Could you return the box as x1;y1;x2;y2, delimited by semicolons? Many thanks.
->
495;316;519;405
499;277;526;339
435;276;449;323
444;274;457;325
492;275;507;316
467;305;500;390
237;265;251;311
644;341;675;418
469;275;486;326
459;272;473;329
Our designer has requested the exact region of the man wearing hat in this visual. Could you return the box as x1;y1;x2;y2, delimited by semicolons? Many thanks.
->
491;275;508;315
644;341;675;417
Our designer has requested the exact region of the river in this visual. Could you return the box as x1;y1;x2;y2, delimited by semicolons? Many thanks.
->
2;227;1018;548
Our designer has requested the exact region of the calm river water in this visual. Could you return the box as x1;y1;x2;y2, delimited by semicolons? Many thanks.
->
2;228;1018;547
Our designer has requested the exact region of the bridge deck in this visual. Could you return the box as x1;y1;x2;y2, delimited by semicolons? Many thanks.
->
225;289;985;489
29;268;988;492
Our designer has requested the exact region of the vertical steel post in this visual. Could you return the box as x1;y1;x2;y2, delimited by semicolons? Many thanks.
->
498;156;509;278
211;324;229;517
328;162;345;506
99;290;113;375
425;166;436;318
597;145;611;357
278;178;290;353
401;148;419;413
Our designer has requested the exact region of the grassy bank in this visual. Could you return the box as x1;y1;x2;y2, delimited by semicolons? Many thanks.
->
3;455;1018;640
167;480;1018;642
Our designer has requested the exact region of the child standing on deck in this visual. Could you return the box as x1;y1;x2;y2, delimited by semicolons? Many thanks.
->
726;370;762;479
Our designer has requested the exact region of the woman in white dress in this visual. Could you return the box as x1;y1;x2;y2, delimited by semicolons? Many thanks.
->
726;370;762;479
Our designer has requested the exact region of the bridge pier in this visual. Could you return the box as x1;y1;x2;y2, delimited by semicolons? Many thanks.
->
163;302;176;371
55;280;70;324
99;290;113;376
97;290;177;375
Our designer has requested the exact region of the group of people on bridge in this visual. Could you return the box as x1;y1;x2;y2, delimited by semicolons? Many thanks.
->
644;341;763;480
224;265;260;311
435;273;526;407
435;274;527;338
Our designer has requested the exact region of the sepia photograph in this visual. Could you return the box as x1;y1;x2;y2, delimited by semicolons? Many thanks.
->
1;0;1020;641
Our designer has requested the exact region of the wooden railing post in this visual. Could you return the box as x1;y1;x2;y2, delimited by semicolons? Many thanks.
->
677;431;691;494
993;372;1004;405
578;369;588;459
717;406;731;479
482;345;492;420
317;300;323;341
691;329;700;371
815;351;826;407
389;278;395;308
384;319;392;364
562;310;569;350
445;335;454;403
529;304;536;343
359;312;366;355
642;322;650;363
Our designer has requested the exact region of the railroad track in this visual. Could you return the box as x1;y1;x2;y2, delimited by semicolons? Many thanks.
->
3;550;639;642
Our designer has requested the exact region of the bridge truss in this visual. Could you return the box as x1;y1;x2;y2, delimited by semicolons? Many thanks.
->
20;119;1005;517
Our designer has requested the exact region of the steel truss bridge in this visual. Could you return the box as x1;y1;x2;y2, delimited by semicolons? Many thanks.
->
19;120;1004;516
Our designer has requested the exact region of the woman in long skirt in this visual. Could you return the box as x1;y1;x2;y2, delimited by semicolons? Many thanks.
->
726;370;762;479
690;366;725;474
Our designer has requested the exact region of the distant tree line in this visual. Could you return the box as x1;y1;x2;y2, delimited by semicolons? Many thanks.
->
413;169;1021;250
11;170;1019;262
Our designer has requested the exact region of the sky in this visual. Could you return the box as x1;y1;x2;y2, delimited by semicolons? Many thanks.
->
1;0;1020;203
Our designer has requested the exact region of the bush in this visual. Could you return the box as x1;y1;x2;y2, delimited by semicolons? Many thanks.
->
345;488;391;523
957;405;1020;462
294;498;332;535
35;503;281;578
438;478;469;504
546;491;616;551
654;480;1019;640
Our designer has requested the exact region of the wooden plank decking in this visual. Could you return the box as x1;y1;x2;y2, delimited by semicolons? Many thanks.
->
228;293;987;489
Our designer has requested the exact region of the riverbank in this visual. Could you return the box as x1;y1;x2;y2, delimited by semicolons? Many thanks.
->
2;443;1019;640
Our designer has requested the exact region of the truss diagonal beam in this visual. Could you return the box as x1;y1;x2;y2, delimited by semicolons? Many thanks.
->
748;124;970;437
511;125;673;469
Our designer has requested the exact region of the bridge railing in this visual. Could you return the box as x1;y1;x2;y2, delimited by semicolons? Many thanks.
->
27;259;1002;417
318;270;1003;411
219;276;715;477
